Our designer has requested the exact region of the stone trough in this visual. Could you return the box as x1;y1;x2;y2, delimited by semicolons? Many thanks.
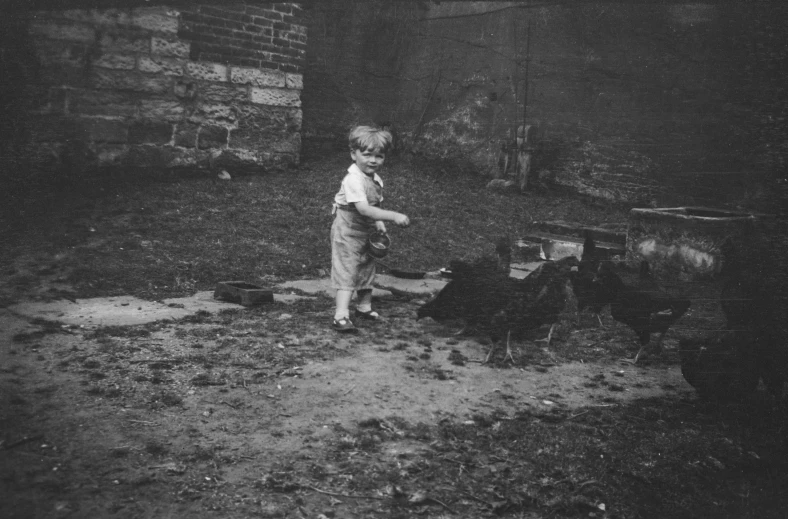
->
626;206;775;283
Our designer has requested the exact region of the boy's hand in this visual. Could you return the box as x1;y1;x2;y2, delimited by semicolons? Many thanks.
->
393;214;410;227
375;221;387;233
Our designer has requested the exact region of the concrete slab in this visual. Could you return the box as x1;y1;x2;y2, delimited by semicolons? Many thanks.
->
373;274;446;297
6;265;549;329
7;289;312;328
8;291;240;328
278;275;447;299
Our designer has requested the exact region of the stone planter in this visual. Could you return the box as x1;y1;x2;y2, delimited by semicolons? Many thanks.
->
626;206;774;283
214;281;274;306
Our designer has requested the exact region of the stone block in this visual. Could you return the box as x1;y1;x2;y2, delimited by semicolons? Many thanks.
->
174;122;199;148
188;103;237;125
91;69;172;95
151;37;191;58
210;148;264;172
249;87;301;107
99;31;151;53
200;83;249;103
122;144;169;169
80;117;129;144
128;120;173;145
230;66;285;87
285;73;303;90
186;62;228;82
268;133;301;154
29;115;83;143
60;9;133;26
138;56;185;76
139;99;185;121
232;132;301;155
94;144;129;165
230;106;301;148
214;281;273;306
166;147;211;169
29;20;95;43
198;125;229;149
69;90;138;117
33;39;87;67
130;11;179;34
173;80;198;100
39;63;91;89
93;53;137;71
120;143;204;170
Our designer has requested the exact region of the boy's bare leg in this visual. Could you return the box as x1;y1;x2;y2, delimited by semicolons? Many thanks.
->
356;288;373;313
334;289;353;320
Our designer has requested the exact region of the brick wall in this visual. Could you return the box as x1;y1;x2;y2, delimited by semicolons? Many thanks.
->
180;4;306;73
24;3;306;177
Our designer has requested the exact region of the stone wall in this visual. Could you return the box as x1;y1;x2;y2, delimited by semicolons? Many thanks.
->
302;2;788;212
21;2;306;178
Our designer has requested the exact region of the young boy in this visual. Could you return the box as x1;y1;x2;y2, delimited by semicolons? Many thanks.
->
330;125;410;332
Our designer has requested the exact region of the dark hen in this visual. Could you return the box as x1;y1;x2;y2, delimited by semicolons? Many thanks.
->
418;249;577;364
718;238;754;332
419;236;512;335
569;233;612;326
716;238;787;400
507;256;579;350
595;260;691;364
679;333;760;401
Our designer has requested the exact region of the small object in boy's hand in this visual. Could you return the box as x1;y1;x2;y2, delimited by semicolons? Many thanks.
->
367;231;391;259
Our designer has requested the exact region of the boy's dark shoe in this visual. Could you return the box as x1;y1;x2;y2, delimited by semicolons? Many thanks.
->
354;309;380;321
332;317;357;333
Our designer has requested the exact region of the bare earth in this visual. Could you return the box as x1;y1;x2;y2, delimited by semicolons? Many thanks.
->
0;271;699;519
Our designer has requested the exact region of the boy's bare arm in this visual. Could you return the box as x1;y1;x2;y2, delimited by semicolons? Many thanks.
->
355;201;410;227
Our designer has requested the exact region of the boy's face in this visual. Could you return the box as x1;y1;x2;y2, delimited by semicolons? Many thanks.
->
351;146;386;175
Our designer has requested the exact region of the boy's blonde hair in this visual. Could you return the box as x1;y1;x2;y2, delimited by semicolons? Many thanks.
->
348;125;393;152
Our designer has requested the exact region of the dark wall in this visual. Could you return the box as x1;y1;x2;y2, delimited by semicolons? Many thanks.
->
301;1;788;211
0;2;307;216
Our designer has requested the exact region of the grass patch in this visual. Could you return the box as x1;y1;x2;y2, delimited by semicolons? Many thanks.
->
0;152;626;301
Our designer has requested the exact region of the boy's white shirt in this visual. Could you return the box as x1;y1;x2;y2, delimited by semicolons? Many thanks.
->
333;163;384;207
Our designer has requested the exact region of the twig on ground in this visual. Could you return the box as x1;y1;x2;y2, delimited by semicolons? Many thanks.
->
425;496;456;514
301;484;387;500
439;455;472;467
568;410;589;420
458;489;492;507
4;435;44;450
128;420;159;425
343;384;357;396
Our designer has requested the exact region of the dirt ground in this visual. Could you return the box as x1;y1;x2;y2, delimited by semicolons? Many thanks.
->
8;262;779;519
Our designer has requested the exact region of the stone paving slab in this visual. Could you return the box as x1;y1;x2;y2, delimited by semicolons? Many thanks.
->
7;264;547;328
8;291;240;328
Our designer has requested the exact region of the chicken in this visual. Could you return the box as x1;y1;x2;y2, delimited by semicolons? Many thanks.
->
569;232;612;326
418;247;578;364
421;236;512;337
718;238;754;333
716;238;787;401
679;332;760;401
507;256;579;351
594;260;691;364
